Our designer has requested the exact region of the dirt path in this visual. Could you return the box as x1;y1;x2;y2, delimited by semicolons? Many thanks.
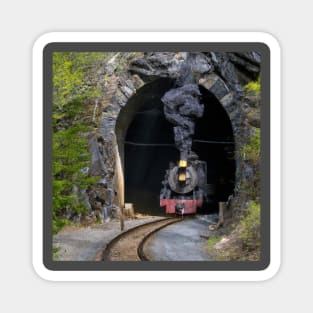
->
53;216;163;261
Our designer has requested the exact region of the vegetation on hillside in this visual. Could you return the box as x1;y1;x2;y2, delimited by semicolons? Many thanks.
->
52;52;108;234
241;128;260;163
208;77;261;261
239;201;261;251
240;128;261;199
207;201;261;261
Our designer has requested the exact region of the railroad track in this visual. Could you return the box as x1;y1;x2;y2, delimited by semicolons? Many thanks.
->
101;217;182;261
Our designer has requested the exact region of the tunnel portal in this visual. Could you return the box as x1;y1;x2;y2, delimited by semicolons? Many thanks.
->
117;78;235;216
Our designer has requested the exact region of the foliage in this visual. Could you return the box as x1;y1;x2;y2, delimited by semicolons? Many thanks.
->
240;128;261;199
52;246;60;260
53;218;69;235
244;76;261;94
53;52;106;108
52;122;96;234
239;201;261;250
52;52;106;233
240;78;261;251
207;235;221;250
207;202;261;261
241;128;260;162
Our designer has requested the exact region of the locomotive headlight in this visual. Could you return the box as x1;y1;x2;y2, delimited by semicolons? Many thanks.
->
178;160;187;182
179;160;187;168
178;172;186;181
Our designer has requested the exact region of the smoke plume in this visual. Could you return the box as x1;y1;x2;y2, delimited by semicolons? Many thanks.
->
161;63;204;160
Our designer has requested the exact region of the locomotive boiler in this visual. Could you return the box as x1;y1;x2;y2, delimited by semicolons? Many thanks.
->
160;153;212;215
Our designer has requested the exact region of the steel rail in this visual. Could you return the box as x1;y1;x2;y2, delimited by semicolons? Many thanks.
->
101;217;182;261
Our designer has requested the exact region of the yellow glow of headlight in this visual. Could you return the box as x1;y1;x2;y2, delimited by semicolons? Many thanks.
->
178;173;186;181
179;160;187;168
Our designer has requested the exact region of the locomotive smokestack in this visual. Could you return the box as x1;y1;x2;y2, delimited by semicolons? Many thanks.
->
161;60;204;160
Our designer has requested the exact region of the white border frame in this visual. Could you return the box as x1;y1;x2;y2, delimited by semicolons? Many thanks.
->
32;32;281;281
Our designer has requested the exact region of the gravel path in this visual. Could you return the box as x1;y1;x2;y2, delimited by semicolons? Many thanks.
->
53;216;163;261
143;215;218;261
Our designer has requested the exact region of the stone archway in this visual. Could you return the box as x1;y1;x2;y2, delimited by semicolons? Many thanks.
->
114;74;236;215
86;51;260;220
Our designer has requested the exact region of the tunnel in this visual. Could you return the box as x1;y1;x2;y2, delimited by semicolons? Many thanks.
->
115;78;236;216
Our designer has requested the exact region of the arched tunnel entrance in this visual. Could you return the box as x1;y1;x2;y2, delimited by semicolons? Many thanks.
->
115;78;235;216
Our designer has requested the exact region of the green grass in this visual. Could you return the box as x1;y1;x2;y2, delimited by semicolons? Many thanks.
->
207;235;221;250
52;246;60;260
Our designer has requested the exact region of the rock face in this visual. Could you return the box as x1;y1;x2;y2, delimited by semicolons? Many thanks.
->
86;51;261;219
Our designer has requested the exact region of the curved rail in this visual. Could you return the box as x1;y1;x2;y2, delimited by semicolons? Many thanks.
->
137;219;181;261
101;217;182;261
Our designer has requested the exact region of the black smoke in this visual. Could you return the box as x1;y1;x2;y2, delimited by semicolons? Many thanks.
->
161;63;204;160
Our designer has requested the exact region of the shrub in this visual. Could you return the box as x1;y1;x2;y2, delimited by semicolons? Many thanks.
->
239;201;261;250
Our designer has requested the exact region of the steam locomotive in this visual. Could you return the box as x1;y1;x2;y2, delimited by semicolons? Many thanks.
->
160;153;213;215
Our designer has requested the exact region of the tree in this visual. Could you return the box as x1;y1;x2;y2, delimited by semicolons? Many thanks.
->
52;52;107;233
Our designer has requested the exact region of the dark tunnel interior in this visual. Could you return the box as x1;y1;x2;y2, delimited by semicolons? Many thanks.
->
123;79;235;216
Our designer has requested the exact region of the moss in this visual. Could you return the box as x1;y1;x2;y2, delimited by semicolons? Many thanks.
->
244;76;261;95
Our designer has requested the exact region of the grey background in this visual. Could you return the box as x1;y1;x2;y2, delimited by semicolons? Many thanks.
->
0;0;307;312
43;42;270;271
